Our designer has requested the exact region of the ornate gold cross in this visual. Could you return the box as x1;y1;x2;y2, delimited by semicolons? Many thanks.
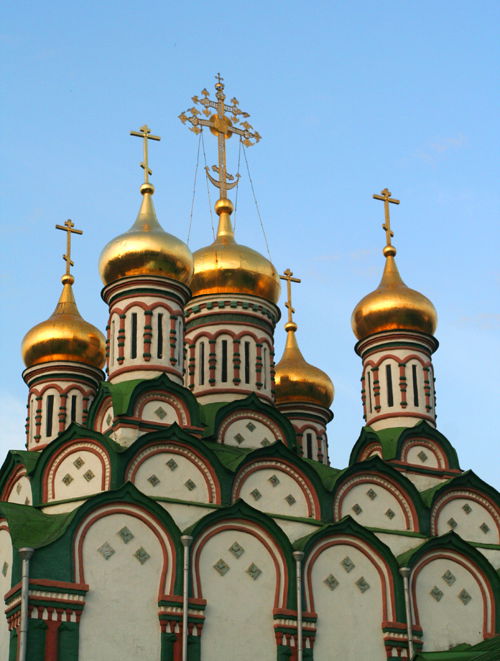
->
130;125;161;184
280;268;301;324
55;219;83;276
373;188;400;248
179;74;261;200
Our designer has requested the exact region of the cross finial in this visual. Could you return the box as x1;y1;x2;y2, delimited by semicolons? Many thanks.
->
55;219;83;277
179;75;261;201
280;268;301;325
373;188;400;254
130;124;161;185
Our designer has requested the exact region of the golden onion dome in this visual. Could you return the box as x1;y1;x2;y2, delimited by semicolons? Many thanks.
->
190;198;281;303
22;274;106;369
351;245;438;341
275;322;334;408
99;183;193;286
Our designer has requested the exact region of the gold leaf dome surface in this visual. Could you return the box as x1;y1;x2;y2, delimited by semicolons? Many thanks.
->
351;249;437;341
275;323;334;408
99;184;193;286
22;275;106;369
190;199;281;303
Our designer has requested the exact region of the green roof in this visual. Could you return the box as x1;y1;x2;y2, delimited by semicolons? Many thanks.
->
415;636;500;660
199;401;230;437
101;379;144;415
302;458;346;491
9;450;39;474
372;426;406;459
0;502;74;549
207;442;253;471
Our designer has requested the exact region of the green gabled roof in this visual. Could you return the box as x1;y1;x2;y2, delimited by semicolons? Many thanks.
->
199;401;231;437
374;426;406;459
302;458;346;491
199;441;253;472
99;379;144;415
415;636;500;660
4;450;40;474
0;502;75;549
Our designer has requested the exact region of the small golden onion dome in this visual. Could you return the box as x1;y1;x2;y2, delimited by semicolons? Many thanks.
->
190;199;281;303
22;274;106;368
275;322;334;408
351;246;438;340
99;183;193;286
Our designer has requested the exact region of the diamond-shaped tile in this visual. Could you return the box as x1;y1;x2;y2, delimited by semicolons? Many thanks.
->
268;474;280;487
15;483;21;495
185;479;196;491
417;450;428;463
462;503;472;514
134;547;151;565
352;503;362;515
366;488;377;500
356;576;370;593
447;517;458;529
324;574;339;590
480;522;490;534
2;562;8;577
62;473;73;486
234;433;245;445
97;542;115;560
155;406;167;420
83;470;95;482
106;413;113;426
246;422;256;432
385;508;396;520
458;589;472;605
148;474;160;487
246;563;262;580
250;488;262;501
118;527;134;544
166;458;178;471
442;570;456;586
73;457;85;470
214;558;230;576
341;557;355;573
261;438;271;446
430;586;443;602
229;542;245;559
285;494;296;506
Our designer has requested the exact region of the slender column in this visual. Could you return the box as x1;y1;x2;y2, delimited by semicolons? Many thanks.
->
399;567;414;659
293;551;304;661
181;535;193;661
18;547;34;661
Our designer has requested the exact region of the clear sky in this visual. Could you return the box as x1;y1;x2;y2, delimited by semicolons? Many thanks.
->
1;1;498;487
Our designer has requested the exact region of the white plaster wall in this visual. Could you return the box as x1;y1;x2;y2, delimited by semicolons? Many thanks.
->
238;467;309;518
415;557;484;650
311;543;387;660
271;518;319;543
52;450;104;501
7;475;32;505
400;471;447;492
478;547;500;570
406;445;440;468
42;500;85;514
198;529;277;661
223;419;276;449
133;452;210;503
79;512;163;661
141;400;178;426
340;483;408;531
0;528;12;661
374;532;428;556
436;498;499;544
158;502;214;531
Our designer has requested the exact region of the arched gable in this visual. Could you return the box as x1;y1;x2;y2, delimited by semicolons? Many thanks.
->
397;421;460;471
333;457;427;533
407;533;499;649
232;443;326;520
428;472;500;544
349;427;385;465
212;394;297;450
124;426;228;505
0;452;38;506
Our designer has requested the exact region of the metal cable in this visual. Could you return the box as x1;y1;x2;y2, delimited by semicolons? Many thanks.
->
242;145;273;261
200;131;215;240
233;139;242;232
187;132;202;244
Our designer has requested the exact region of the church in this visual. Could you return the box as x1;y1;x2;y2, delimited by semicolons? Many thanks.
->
1;77;498;661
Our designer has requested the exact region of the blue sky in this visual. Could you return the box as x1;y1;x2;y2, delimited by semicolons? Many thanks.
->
1;1;498;487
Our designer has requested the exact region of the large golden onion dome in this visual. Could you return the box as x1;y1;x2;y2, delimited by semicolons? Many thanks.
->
275;322;334;408
22;274;106;369
190;198;281;303
351;245;437;340
99;183;193;286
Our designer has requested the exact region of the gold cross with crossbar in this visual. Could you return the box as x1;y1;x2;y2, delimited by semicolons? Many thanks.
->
373;188;400;249
280;269;302;324
55;219;83;276
130;125;161;184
